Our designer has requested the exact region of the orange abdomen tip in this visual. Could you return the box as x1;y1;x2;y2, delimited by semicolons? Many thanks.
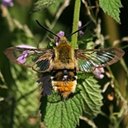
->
52;80;76;98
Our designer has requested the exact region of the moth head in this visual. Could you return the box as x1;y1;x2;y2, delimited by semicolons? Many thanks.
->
56;36;68;46
36;20;90;47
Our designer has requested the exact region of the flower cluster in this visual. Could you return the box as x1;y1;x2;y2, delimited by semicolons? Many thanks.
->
16;45;36;64
55;31;65;46
17;50;29;64
78;21;84;36
93;67;105;79
2;0;13;7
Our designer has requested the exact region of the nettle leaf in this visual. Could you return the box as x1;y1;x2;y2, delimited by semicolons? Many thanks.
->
34;0;58;11
40;91;84;128
40;74;103;128
78;73;103;117
99;0;122;23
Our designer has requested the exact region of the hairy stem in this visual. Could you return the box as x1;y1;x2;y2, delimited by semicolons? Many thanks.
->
71;0;81;48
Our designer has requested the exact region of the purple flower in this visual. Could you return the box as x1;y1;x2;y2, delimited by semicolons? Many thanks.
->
2;0;14;7
57;31;65;38
55;31;65;46
78;21;84;36
16;45;36;64
93;67;104;79
17;50;29;64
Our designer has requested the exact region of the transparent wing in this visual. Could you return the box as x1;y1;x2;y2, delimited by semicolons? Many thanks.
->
75;48;124;72
4;45;54;72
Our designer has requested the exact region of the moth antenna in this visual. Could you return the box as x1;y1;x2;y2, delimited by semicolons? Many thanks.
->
67;21;91;37
36;20;60;39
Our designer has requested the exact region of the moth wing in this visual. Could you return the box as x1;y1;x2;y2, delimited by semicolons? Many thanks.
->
75;48;124;72
32;49;54;72
4;45;54;72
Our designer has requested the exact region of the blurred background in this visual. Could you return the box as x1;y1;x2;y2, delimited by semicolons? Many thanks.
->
0;0;128;128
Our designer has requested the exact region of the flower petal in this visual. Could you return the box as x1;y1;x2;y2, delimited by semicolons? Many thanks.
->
55;31;65;46
93;67;104;79
2;0;14;7
16;50;29;64
16;45;36;49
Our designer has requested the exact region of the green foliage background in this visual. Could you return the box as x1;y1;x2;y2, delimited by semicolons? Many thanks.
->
0;0;128;128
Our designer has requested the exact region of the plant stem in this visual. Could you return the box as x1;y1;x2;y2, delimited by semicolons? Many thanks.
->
71;0;81;48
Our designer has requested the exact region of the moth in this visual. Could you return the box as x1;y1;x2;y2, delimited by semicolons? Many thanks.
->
4;21;125;98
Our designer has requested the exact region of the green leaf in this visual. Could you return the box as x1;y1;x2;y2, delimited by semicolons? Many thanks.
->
1;18;40;128
99;0;122;23
78;73;103;117
11;68;40;128
48;0;63;15
40;91;84;128
40;74;103;128
34;0;58;11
